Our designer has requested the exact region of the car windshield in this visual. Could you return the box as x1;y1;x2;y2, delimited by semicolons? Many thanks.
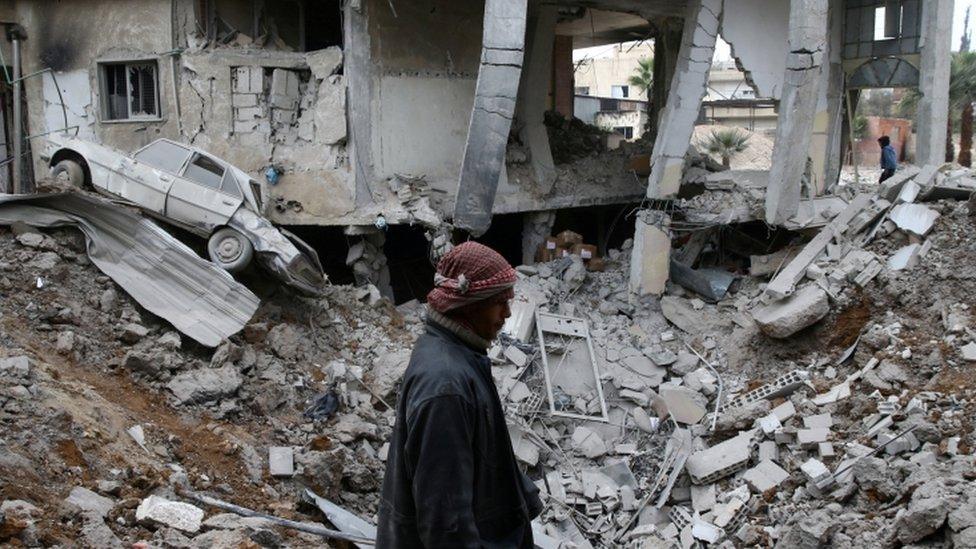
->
133;140;192;173
183;153;225;189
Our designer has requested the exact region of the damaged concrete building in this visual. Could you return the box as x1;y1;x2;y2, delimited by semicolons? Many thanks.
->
0;0;954;301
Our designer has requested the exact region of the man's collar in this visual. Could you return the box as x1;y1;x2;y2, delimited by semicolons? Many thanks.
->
427;309;492;352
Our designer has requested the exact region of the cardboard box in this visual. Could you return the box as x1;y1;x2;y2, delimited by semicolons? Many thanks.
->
555;230;583;249
571;244;599;261
535;244;552;263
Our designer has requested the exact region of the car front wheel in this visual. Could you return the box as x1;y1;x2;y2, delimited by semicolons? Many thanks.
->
207;227;254;273
51;159;86;188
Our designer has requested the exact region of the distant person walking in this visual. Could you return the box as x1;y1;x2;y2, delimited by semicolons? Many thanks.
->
879;135;898;183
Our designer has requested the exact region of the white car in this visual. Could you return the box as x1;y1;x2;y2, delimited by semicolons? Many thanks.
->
43;134;326;294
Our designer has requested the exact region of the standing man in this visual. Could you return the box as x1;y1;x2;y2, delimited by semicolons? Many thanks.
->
878;135;898;183
377;242;542;548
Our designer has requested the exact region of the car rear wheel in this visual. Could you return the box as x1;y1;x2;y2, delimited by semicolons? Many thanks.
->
51;159;86;188
208;228;254;273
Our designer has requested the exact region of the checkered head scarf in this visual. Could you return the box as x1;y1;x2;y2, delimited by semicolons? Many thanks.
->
426;242;517;313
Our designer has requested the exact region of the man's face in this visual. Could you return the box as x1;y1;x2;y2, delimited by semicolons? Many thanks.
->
460;295;512;341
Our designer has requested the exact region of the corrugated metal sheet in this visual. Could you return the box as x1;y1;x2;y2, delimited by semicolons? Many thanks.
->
0;193;259;347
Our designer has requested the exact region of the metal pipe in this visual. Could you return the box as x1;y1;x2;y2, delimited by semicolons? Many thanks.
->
11;34;21;194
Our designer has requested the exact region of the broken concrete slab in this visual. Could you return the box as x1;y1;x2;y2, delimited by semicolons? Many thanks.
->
879;166;922;201
890;203;940;236
572;426;608;459
752;284;830;338
65;487;115;518
887;243;923;271
166;366;242;405
765;193;874;300
660;386;707;425
803;413;833;429
135;495;204;533
743;459;790;493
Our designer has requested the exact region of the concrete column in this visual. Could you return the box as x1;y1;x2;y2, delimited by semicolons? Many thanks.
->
764;0;829;225
452;0;528;237
645;0;722;200
632;1;719;296
515;3;558;194
648;19;682;144
916;0;954;167
552;35;574;118
344;0;376;208
521;210;556;265
810;0;845;194
629;210;670;297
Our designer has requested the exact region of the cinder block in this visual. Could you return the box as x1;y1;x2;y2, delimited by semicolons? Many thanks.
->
743;459;789;493
269;446;294;477
803;413;833;429
233;93;258;107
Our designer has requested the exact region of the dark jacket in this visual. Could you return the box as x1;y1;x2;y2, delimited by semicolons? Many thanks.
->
881;144;898;171
376;320;543;548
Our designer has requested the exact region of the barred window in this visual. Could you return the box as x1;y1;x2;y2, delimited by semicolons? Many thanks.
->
100;61;160;121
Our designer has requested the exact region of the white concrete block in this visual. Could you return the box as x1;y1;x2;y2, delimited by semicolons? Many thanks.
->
503;345;528;367
743;459;790;493
803;413;833;429
752;285;830;338
796;428;830;445
269;446;295;477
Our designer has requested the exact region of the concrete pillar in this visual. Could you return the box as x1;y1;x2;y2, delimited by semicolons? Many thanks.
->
764;0;829;226
521;210;556;265
645;0;722;200
629;211;670;297
344;0;376;208
648;19;683;144
515;4;558;194
452;0;528;237
632;1;718;296
810;0;845;194
916;0;954;167
552;35;574;118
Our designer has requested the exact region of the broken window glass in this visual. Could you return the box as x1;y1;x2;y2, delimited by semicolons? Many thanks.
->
134;140;192;173
183;154;225;189
129;64;158;117
100;61;160;120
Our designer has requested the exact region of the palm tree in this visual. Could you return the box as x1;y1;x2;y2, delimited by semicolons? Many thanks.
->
702;128;750;168
629;57;654;135
628;57;654;97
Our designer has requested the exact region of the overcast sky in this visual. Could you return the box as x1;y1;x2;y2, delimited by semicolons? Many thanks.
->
576;1;976;62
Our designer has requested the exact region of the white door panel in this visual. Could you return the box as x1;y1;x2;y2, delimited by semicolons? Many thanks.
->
166;182;241;231
166;152;242;231
108;157;171;214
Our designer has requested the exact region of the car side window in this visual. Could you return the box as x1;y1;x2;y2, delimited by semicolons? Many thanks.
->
133;141;192;174
182;153;225;189
219;171;242;198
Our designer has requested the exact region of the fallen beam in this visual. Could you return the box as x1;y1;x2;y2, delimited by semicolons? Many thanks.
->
765;193;873;300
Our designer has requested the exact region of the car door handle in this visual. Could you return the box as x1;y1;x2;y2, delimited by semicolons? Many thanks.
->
159;175;172;182
221;200;235;206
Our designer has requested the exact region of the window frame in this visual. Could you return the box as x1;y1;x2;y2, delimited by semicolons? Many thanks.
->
98;60;163;123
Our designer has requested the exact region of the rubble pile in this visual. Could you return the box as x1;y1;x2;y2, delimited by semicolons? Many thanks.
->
2;163;976;548
0;220;425;546
481;164;976;547
543;110;611;164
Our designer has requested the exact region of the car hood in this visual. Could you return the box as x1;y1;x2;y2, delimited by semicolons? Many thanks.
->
228;208;327;295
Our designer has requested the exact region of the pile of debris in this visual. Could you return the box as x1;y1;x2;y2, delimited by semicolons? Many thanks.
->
0;215;426;546
470;163;976;547
3;162;976;547
544;110;610;164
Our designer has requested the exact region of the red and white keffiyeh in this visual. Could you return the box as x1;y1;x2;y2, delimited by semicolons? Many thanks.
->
426;242;516;313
